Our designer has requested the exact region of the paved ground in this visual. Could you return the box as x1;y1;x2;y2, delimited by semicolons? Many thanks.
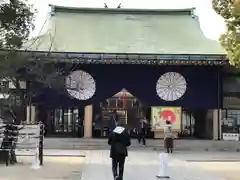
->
15;149;87;157
193;162;240;180
170;152;240;161
81;150;225;180
0;156;84;180
167;152;240;180
2;150;240;180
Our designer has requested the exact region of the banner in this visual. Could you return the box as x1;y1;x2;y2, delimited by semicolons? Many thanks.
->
151;106;181;130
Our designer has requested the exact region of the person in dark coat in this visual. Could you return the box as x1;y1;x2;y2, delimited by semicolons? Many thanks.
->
138;117;148;146
108;123;131;180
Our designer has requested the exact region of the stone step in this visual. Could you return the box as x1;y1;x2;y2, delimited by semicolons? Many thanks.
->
37;138;240;151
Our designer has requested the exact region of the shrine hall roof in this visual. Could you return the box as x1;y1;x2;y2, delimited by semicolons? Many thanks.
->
23;5;225;55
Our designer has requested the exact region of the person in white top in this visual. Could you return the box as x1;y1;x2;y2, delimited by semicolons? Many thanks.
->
164;120;173;153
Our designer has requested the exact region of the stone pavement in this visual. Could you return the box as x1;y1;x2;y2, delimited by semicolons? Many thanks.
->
0;150;236;180
81;150;226;180
168;151;240;162
193;162;240;180
43;138;240;151
0;156;84;180
15;149;86;157
170;152;240;180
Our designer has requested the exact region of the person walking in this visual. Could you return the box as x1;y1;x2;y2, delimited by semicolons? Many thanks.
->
108;123;131;180
164;120;173;153
138;117;148;146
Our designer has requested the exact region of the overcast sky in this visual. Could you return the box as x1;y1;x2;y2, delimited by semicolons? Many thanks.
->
28;0;226;40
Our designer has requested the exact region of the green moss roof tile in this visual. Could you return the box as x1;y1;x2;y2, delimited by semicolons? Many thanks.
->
23;6;225;55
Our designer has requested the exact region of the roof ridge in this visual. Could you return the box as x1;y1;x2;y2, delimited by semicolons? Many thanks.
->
49;4;195;16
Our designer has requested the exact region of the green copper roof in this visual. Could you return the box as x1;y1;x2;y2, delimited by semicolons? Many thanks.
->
23;5;225;55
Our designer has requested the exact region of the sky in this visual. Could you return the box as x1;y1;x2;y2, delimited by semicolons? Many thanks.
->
27;0;226;41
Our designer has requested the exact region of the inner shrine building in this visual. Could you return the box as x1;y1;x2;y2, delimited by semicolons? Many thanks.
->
22;5;227;139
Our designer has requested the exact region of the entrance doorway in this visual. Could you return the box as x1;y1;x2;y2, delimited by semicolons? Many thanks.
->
92;89;153;138
51;108;84;137
180;109;195;138
180;109;213;139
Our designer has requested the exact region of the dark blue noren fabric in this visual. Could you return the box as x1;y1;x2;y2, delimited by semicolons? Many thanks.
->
33;64;222;109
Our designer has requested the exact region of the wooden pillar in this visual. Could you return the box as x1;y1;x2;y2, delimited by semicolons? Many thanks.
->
84;105;93;138
26;105;36;124
26;106;30;124
31;106;36;124
213;109;222;140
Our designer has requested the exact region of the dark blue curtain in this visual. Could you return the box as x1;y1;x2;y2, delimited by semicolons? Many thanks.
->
34;64;221;109
102;65;220;109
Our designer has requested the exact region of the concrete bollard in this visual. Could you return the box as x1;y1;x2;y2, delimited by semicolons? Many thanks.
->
31;123;42;170
156;153;170;179
31;149;41;170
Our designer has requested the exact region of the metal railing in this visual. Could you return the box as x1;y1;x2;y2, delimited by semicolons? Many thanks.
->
0;122;44;166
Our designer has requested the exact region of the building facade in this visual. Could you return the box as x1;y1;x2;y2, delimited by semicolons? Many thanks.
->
20;5;227;139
